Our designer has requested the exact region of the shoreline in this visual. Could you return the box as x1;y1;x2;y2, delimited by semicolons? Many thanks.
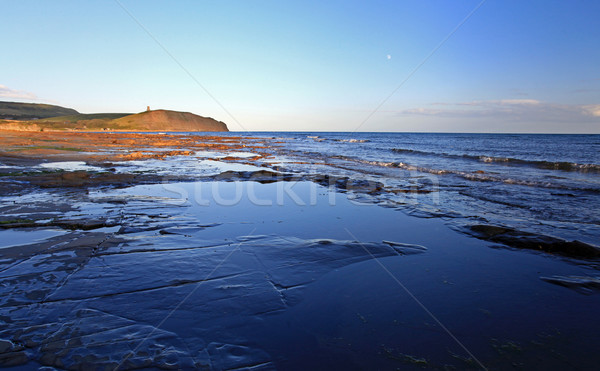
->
1;130;597;257
0;130;270;162
1;131;599;369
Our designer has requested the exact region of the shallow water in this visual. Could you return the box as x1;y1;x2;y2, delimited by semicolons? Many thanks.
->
206;132;600;245
98;132;600;245
39;161;103;172
195;150;260;159
1;132;599;369
0;229;66;249
1;180;599;369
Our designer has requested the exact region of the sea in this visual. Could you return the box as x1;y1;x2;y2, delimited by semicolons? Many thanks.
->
21;131;599;246
2;131;600;369
214;132;600;246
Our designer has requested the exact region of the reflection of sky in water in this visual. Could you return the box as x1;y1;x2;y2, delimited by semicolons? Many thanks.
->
195;151;259;159
40;161;102;172
199;159;265;172
112;157;265;176
0;229;66;249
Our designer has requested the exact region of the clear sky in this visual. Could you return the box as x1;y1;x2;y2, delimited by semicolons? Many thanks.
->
1;0;599;133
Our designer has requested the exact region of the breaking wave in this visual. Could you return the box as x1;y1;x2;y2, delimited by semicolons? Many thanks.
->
328;155;600;194
392;148;600;173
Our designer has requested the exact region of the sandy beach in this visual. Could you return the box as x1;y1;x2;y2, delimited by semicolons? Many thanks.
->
1;131;599;370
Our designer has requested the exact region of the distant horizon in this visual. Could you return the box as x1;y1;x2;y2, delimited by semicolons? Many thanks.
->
2;99;598;135
3;95;599;135
2;1;599;133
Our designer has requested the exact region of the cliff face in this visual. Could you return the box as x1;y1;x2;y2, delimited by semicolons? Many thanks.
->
0;108;229;132
0;121;41;131
111;110;229;132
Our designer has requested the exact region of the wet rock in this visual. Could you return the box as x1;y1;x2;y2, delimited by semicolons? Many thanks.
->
18;170;171;189
158;225;221;236
0;181;33;196
29;170;92;187
342;178;384;194
214;170;292;184
309;174;348;189
0;350;29;367
207;343;272;370
307;174;384;194
390;188;433;194
466;224;600;259
2;308;198;370
52;218;114;231
0;232;421;369
0;218;115;231
118;225;160;234
0;219;36;229
540;275;600;294
0;339;18;353
382;240;428;254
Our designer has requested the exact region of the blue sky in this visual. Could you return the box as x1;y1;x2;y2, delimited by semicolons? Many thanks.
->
1;0;599;133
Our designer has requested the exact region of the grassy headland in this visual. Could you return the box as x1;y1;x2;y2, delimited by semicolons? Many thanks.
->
0;101;78;120
0;101;229;132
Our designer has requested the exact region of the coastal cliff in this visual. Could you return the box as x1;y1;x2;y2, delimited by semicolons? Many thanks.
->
0;101;229;132
0;101;78;120
110;110;228;132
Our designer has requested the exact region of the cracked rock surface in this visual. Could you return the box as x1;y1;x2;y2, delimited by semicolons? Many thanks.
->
0;181;423;370
1;181;599;370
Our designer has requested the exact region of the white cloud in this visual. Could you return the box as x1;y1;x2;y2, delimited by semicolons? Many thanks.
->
497;99;540;105
457;99;540;107
582;104;600;117
0;84;38;100
394;99;600;123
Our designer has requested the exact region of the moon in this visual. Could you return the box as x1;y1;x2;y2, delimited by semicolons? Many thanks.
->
386;54;392;60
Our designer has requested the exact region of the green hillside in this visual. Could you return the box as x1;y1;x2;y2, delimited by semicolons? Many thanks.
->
0;101;78;120
41;113;131;123
0;101;228;131
110;110;229;131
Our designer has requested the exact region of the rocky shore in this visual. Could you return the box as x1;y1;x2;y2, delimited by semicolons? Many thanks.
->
1;131;600;370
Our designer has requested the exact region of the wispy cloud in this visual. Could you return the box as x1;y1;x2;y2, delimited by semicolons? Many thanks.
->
571;88;599;94
456;99;541;106
0;84;38;100
508;88;529;97
583;104;600;117
396;99;600;122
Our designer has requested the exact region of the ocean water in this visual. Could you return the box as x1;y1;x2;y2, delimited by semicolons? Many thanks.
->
217;132;600;245
2;132;599;369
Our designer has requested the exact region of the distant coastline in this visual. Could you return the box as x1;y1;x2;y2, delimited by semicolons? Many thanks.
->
0;101;228;132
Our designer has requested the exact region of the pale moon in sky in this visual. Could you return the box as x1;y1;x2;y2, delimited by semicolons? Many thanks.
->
387;54;391;60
